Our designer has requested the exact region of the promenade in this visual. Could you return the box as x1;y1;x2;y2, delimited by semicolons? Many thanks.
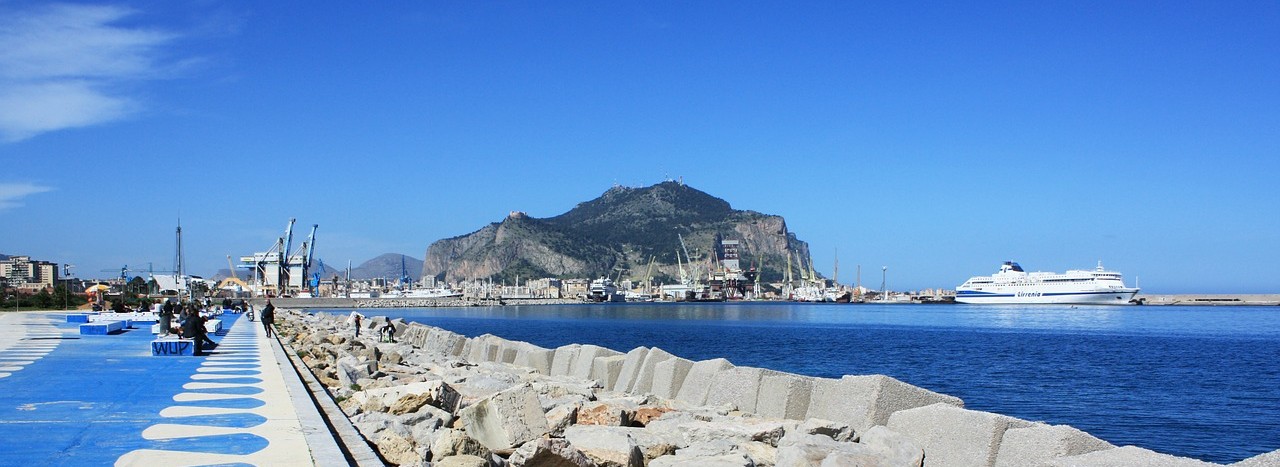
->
0;311;348;466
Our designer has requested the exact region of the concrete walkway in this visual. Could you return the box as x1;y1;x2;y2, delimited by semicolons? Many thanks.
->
0;311;345;466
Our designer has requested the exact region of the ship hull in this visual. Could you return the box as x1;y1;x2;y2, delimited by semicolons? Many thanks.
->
955;289;1140;305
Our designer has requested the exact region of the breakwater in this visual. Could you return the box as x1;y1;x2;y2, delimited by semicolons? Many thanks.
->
274;309;1270;466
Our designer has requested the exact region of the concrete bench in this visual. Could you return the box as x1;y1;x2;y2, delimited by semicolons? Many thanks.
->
66;313;94;323
91;312;157;323
204;319;222;334
151;338;196;356
79;320;127;335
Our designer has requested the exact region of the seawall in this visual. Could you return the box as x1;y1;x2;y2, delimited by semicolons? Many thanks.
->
274;308;1271;466
1137;294;1280;306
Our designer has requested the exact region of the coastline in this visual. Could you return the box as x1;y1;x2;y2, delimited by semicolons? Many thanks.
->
247;294;1280;309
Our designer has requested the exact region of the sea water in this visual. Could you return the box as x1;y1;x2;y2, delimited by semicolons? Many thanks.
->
360;303;1280;463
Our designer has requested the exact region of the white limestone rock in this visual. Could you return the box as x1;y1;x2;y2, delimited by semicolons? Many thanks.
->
430;428;493;460
649;452;756;467
646;417;788;448
797;418;856;443
858;425;923;467
458;383;551;451
509;437;597;467
564;425;645;467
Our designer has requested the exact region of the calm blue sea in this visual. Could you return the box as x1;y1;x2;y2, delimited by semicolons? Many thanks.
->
339;303;1280;464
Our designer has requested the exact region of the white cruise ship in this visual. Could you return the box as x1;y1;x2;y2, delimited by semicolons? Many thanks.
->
956;261;1140;305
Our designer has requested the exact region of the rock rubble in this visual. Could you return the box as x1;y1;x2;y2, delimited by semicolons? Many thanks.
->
275;309;1238;467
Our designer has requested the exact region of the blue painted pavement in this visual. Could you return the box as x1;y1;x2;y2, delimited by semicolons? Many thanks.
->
0;311;319;466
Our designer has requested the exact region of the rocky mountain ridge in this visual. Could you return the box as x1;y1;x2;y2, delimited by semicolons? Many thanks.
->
421;182;816;284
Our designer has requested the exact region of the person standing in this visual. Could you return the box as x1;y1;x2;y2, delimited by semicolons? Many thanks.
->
261;299;275;338
159;300;174;336
352;313;362;338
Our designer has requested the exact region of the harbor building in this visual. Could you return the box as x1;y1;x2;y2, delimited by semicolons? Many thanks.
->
0;256;59;292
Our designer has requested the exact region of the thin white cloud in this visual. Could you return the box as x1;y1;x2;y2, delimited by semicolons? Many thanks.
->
0;182;54;210
0;3;176;142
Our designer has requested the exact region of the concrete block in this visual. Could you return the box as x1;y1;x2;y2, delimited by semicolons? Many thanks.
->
994;423;1114;467
79;320;124;335
1043;445;1221;467
512;344;554;375
66;313;92;323
390;318;409;339
612;347;650;392
551;344;582;377
203;319;222;334
631;347;676;394
806;374;963;432
704;366;784;413
151;339;195;356
571;345;623;381
590;355;627;390
886;403;1033;467
1233;448;1280;467
458;384;550;451
465;335;506;363
650;356;695;400
756;373;814;420
674;358;734;406
426;328;468;356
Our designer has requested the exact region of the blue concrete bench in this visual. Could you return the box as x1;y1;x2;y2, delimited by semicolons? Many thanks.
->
204;319;222;334
66;313;93;323
151;339;196;356
79;320;127;335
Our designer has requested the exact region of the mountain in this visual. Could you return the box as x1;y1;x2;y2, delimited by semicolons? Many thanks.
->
348;254;424;281
422;181;815;284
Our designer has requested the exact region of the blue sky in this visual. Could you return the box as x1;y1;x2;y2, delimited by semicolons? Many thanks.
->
2;1;1277;293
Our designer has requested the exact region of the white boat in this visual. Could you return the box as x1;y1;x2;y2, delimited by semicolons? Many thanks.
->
956;261;1140;305
586;277;625;302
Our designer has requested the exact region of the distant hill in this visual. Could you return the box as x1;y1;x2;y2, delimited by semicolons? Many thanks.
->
422;181;815;284
347;254;423;281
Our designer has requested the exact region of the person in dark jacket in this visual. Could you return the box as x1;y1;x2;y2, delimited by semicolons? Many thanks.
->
181;312;206;356
261;300;275;338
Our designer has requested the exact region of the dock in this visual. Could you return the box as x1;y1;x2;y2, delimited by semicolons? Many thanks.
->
1136;294;1280;306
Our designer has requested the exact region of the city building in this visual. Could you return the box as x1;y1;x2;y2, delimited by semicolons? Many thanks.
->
0;256;59;292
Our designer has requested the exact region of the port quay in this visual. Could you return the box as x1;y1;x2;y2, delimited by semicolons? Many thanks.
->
0;300;1277;466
